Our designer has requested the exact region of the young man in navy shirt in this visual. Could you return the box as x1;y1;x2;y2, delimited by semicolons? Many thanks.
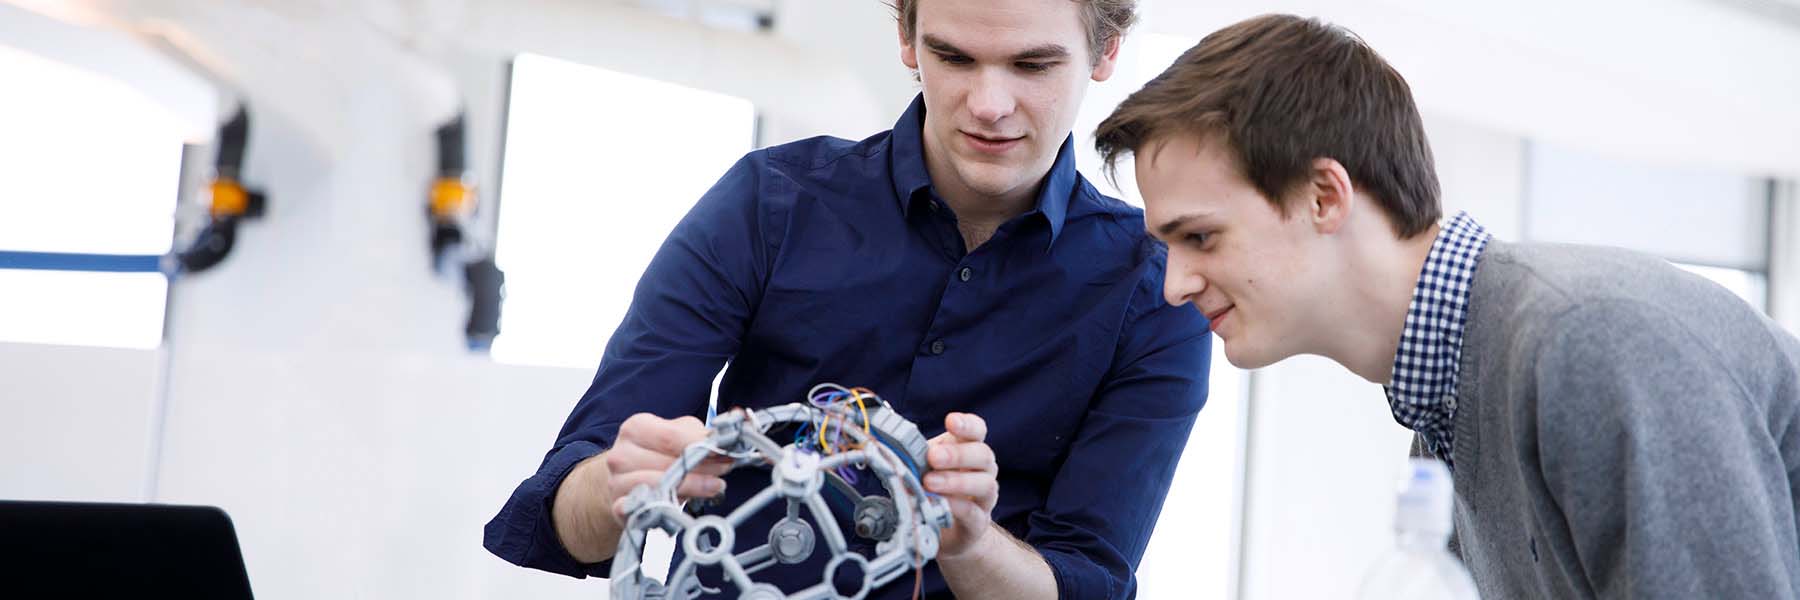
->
486;1;1211;597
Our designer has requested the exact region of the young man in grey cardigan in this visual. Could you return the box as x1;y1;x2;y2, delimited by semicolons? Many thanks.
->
1095;13;1800;599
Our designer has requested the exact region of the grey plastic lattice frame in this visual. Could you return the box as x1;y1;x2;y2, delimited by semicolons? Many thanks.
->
609;401;953;600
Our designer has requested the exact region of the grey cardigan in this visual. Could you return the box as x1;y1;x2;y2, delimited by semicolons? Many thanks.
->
1419;240;1800;599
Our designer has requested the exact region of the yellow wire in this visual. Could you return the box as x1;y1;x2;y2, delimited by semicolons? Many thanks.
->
819;411;832;453
849;389;871;434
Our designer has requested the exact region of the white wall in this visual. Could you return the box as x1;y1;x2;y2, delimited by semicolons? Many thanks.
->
152;345;603;599
0;342;163;503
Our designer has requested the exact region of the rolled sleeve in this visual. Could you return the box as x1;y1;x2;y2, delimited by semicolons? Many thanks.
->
483;441;607;577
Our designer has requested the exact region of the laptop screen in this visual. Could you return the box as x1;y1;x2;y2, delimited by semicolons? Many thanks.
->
0;501;254;598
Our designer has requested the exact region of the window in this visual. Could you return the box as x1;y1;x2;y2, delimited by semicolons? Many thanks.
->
1524;142;1773;315
1674;263;1768;313
1524;143;1770;277
491;53;756;368
0;44;182;349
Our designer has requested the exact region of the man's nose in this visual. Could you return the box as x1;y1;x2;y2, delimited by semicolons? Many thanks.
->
967;70;1016;124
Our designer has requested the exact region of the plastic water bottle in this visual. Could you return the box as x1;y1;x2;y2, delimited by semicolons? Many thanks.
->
1355;458;1480;599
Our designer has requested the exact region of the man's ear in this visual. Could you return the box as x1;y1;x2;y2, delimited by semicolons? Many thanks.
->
900;26;920;70
1091;35;1122;82
1308;157;1356;234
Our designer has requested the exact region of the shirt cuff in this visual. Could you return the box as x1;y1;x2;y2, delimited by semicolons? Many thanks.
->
1037;546;1121;600
483;440;611;578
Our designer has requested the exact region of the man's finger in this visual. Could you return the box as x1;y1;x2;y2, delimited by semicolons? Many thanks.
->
928;441;996;472
605;470;665;502
603;443;679;476
690;455;734;477
924;470;999;500
612;496;631;522
944;496;988;526
649;420;712;456
619;414;711;456
675;473;727;499
608;470;725;503
946;412;988;442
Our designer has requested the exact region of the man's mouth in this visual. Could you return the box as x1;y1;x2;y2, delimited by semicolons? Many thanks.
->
1203;305;1234;331
961;130;1024;154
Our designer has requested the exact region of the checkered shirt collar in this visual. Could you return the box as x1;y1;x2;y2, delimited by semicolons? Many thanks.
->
1385;211;1491;467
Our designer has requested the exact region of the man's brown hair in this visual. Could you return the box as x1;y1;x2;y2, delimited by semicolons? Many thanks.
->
1094;14;1440;237
889;0;1137;65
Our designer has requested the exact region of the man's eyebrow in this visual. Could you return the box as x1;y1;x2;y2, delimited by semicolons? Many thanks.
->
920;35;1070;62
921;35;965;55
1011;44;1070;61
1157;214;1207;238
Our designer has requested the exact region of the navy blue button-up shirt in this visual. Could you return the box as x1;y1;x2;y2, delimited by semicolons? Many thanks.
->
485;95;1211;599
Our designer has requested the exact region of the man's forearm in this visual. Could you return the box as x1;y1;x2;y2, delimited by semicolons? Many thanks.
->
551;454;623;563
938;523;1057;599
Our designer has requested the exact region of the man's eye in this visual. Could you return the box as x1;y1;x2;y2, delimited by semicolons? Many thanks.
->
1186;232;1209;246
1016;61;1054;72
937;53;972;65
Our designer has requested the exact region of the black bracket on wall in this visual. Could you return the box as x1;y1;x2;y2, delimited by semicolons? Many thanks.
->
429;112;505;351
174;107;265;273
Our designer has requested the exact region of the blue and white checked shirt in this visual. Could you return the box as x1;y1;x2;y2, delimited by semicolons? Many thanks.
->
1386;211;1491;468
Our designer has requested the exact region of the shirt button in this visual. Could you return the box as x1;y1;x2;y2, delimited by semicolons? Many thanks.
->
958;267;972;282
929;339;946;355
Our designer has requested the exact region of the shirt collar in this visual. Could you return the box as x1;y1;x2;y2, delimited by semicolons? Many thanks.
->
888;93;1076;249
1384;211;1492;465
889;94;933;213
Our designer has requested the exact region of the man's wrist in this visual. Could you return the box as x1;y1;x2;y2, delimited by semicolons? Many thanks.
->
552;453;616;563
939;522;1015;564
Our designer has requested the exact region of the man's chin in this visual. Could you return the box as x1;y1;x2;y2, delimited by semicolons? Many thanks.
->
1223;344;1281;370
955;165;1028;198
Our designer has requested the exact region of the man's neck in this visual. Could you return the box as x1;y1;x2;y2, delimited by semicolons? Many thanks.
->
1332;222;1442;385
940;185;1038;228
940;182;1039;251
921;141;1045;251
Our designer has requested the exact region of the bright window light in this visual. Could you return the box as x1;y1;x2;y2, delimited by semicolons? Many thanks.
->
0;45;183;255
1674;262;1767;313
0;269;167;349
492;53;755;368
0;44;181;349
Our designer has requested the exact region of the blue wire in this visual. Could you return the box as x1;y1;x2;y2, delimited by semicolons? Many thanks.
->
875;433;923;480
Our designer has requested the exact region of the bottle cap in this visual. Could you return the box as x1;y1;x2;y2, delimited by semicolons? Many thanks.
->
1395;458;1454;535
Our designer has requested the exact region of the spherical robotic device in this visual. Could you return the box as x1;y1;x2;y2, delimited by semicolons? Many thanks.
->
609;384;954;600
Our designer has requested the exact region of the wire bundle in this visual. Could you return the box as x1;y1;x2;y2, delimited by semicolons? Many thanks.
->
794;383;878;484
797;383;930;600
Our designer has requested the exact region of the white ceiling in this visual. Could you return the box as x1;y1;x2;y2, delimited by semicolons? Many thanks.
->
1143;0;1800;177
4;0;1797;177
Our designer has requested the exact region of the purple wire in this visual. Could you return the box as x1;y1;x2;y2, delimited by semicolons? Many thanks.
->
805;389;868;486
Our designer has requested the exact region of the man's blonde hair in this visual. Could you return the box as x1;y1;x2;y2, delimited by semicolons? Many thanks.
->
888;0;1137;64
